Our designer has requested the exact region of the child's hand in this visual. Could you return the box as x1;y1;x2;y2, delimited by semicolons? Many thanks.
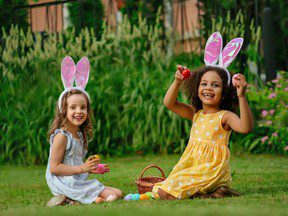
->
232;74;248;97
89;164;110;174
81;156;100;173
175;65;185;84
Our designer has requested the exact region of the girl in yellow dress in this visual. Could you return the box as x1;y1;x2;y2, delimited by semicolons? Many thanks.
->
152;32;254;200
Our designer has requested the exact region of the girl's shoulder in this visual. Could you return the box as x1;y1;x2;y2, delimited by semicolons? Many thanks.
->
50;129;71;145
221;110;237;121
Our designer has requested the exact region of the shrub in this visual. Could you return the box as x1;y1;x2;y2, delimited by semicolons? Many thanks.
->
231;71;288;154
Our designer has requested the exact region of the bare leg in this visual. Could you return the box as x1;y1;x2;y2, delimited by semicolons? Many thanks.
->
94;187;122;203
158;188;177;200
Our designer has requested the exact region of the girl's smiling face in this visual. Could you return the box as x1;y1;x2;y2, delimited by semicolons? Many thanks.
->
198;70;223;108
66;94;88;127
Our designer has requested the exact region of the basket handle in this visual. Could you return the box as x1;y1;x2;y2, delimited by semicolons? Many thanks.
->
139;164;166;179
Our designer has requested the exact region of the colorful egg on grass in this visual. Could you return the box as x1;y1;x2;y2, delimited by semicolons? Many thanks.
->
133;194;140;200
140;194;150;200
145;192;153;198
124;194;133;200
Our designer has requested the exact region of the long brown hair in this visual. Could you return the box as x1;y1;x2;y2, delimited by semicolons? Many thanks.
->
48;89;93;149
181;66;239;113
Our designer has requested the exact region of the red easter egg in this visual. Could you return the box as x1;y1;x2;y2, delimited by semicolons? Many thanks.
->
182;69;191;79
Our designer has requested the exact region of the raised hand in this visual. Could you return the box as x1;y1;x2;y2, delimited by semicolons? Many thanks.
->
175;65;186;84
232;74;248;97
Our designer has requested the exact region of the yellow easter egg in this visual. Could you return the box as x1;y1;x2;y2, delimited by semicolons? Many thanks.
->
94;154;100;159
140;194;149;200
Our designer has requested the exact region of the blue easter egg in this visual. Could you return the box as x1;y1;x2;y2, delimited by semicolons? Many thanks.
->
124;194;133;200
133;193;140;200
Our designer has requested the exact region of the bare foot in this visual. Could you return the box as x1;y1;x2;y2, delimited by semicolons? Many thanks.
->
95;197;105;204
158;188;177;200
106;195;117;202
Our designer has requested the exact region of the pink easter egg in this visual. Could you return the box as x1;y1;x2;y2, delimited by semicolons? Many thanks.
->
232;74;240;87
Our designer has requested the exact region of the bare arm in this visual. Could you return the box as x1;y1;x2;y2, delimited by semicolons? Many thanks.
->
224;74;254;133
164;68;195;120
50;133;99;176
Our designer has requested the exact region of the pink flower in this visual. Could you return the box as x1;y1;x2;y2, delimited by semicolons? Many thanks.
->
284;87;288;92
268;93;277;99
272;79;279;83
261;110;268;117
261;136;269;143
269;109;275;115
284;146;288;151
276;84;282;88
272;132;278;137
266;120;273;126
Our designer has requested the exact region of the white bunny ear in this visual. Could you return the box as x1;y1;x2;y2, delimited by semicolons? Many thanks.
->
61;56;76;89
75;57;90;89
219;38;244;68
204;32;223;66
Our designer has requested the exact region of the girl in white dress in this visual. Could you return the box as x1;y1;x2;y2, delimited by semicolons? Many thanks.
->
46;56;122;206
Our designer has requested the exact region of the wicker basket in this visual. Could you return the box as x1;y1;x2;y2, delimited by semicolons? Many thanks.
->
135;164;166;194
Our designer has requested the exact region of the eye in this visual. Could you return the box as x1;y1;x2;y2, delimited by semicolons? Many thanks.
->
70;106;76;110
81;106;87;110
200;83;207;86
212;84;220;87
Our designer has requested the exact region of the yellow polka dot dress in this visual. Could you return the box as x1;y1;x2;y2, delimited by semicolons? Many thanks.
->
152;110;232;199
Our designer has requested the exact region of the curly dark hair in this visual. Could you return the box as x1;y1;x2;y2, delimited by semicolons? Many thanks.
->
48;89;93;150
181;66;239;113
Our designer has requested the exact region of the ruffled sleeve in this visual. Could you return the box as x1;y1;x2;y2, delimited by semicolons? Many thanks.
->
49;129;73;156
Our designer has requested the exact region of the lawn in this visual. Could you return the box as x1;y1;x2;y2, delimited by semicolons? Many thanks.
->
0;154;288;216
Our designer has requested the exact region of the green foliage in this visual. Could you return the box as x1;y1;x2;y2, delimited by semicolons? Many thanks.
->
232;71;288;154
121;0;163;27
0;11;287;166
67;0;104;38
0;0;29;37
0;15;202;165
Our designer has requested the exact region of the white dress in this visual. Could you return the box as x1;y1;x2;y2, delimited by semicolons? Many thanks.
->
46;129;105;204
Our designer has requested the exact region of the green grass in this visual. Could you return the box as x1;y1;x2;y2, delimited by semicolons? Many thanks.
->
0;154;288;215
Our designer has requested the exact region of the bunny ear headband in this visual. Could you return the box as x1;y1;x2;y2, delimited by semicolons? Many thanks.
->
204;32;244;86
58;56;91;112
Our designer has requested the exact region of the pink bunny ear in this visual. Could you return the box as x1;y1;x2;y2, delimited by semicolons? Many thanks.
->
219;38;244;68
75;56;90;89
61;56;76;89
204;32;223;66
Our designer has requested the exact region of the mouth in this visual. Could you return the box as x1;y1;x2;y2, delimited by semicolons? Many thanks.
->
73;116;83;120
203;93;215;99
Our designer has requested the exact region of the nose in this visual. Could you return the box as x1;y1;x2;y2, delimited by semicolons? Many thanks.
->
205;84;213;90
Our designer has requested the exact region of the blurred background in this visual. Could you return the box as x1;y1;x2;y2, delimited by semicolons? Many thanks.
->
1;0;287;165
